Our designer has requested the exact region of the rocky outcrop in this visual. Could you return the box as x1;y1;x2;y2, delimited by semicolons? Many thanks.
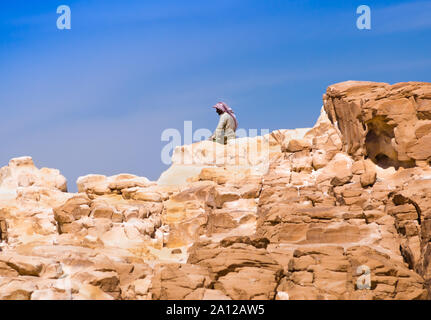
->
324;81;431;168
1;80;431;300
0;157;67;192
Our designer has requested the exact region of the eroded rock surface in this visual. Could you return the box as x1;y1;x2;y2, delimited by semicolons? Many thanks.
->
1;81;431;300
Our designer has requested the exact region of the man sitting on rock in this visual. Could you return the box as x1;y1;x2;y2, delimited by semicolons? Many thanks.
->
208;102;238;144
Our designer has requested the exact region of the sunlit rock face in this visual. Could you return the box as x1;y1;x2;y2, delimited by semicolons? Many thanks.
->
323;81;431;168
1;81;431;300
0;157;67;192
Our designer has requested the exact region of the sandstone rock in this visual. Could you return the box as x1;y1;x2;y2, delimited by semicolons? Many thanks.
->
150;263;212;300
353;159;377;187
0;215;8;242
31;289;71;300
0;254;45;277
283;138;312;153
77;174;153;197
0;157;67;192
0;279;35;300
77;175;110;195
324;81;431;166
1;81;431;301
72;268;120;298
316;153;353;186
187;239;282;300
75;284;114;300
53;194;91;233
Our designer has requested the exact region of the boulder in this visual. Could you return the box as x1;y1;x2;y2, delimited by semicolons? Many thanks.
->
0;157;67;192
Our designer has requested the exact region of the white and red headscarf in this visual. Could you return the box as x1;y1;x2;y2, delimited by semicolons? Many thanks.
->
212;102;238;131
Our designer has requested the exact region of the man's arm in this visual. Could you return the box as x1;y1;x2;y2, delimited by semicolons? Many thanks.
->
211;114;227;142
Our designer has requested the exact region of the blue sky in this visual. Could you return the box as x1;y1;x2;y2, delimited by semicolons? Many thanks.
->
1;0;430;191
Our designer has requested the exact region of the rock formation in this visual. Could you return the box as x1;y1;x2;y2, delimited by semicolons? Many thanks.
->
1;81;431;300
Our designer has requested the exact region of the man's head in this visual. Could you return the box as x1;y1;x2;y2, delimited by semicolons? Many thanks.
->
211;101;238;130
213;102;227;115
